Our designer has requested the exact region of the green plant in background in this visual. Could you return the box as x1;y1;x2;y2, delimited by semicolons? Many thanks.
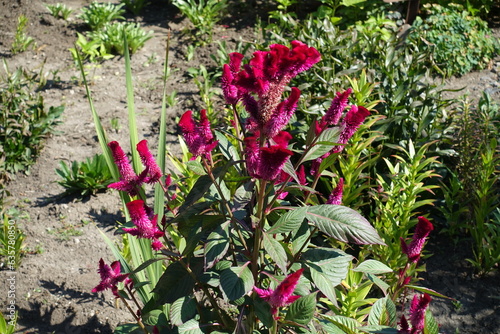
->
11;15;36;55
0;61;64;177
186;64;218;117
410;3;500;77
448;93;500;274
45;3;74;20
0;211;26;270
69;32;115;64
369;140;440;280
78;1;125;31
87;22;154;55
120;0;149;16
172;0;228;44
56;154;114;197
0;310;17;334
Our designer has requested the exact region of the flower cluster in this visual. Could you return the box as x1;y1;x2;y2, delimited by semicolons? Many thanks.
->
178;109;218;159
399;293;432;334
92;258;131;298
124;199;165;250
108;140;162;196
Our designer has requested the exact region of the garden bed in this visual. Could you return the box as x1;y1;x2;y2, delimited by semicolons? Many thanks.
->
0;0;499;333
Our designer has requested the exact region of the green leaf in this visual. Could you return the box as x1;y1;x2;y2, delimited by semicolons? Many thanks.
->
114;323;143;334
366;273;390;295
322;315;361;334
170;296;197;326
306;205;384;245
220;265;254;301
178;319;204;334
262;233;288;274
405;285;453;300
215;130;240;164
353;260;393;275
285;292;317;326
424;309;439;334
303;127;341;161
267;207;307;234
358;326;398;334
205;222;230;269
254;296;274;328
368;297;397;327
153;260;198;305
304;248;352;304
186;160;205;175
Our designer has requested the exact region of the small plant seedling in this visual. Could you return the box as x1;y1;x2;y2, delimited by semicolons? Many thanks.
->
55;154;114;196
11;15;36;54
78;2;125;31
45;3;74;20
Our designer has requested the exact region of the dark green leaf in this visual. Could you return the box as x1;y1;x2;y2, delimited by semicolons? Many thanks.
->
358;326;398;334
170;296;197;326
267;207;307;234
220;265;254;301
153;260;198;305
368;297;397;327
285;292;317;326
205;222;230;269
262;233;288;274
178;319;204;334
306;205;385;244
353;260;393;275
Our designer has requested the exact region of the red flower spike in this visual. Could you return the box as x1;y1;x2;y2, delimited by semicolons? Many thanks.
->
333;105;371;153
327;178;344;205
322;88;352;126
92;259;131;298
259;146;294;181
402;216;434;263
409;293;432;333
136;140;162;184
254;268;304;318
123;200;165;250
108;141;146;196
179;110;218;158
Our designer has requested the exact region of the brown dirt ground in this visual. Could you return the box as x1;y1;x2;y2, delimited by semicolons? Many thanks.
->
0;1;499;333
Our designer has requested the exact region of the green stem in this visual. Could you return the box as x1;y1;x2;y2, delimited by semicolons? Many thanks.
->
252;178;268;282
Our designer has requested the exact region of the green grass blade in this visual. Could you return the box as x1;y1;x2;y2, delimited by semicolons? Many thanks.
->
123;32;141;173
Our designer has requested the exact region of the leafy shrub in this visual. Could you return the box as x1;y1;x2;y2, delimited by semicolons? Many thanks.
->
87;22;154;55
56;154;114;196
172;0;228;43
0;62;63;177
78;2;125;31
10;15;36;55
409;3;500;77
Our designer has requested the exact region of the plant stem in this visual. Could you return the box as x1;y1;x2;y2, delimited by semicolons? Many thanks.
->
119;294;148;334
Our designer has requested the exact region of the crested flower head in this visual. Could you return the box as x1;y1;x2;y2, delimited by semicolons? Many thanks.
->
333;105;371;153
253;268;304;318
123;199;165;250
92;258;131;298
401;216;434;263
224;41;320;139
179;110;218;158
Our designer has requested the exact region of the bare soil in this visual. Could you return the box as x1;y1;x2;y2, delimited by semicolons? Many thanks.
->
0;1;499;333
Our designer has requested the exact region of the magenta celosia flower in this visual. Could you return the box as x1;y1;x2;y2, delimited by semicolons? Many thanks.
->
108;141;147;196
333;105;371;153
92;258;131;298
409;293;432;333
179;109;218;158
326;178;344;205
254;268;304;318
401;216;434;263
224;41;320;139
321;88;352;128
123;200;165;250
136;140;162;184
244;136;293;181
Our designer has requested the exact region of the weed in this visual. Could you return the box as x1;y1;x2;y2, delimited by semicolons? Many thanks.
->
120;0;149;16
56;154;114;196
47;223;84;241
172;0;228;44
11;15;36;54
0;211;25;270
78;2;125;31
45;3;74;20
87;22;153;55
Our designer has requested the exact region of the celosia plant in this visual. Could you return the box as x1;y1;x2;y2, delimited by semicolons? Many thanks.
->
88;41;442;333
